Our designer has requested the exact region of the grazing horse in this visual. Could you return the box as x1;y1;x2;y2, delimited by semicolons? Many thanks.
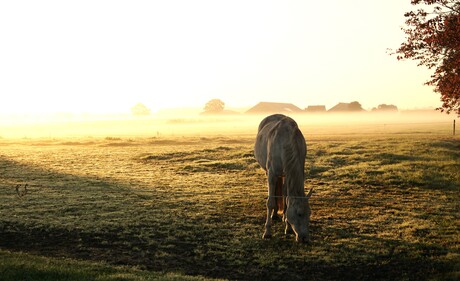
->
254;114;313;243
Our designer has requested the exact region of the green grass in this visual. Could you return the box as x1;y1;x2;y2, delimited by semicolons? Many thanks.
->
0;132;459;281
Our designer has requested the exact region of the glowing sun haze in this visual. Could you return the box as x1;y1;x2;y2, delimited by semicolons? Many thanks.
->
0;0;440;114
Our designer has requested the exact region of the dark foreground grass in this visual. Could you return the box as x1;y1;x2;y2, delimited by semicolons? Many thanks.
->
0;133;459;280
0;249;219;281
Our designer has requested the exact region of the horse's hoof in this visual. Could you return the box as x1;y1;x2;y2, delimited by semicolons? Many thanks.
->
262;233;272;239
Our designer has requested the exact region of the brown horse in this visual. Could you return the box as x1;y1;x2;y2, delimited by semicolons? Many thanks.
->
254;114;313;243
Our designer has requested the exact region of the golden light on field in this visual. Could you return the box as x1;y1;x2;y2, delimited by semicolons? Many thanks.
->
0;1;443;117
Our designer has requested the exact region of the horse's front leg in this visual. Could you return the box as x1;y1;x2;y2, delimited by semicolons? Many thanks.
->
284;219;294;236
263;171;277;239
283;190;293;236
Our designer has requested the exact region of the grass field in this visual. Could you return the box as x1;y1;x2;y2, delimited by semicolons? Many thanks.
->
0;118;459;280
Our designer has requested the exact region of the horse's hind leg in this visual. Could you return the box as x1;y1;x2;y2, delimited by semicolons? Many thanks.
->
271;176;283;221
263;198;274;239
263;170;277;239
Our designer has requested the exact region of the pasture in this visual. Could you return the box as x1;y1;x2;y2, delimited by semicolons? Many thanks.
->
0;117;459;280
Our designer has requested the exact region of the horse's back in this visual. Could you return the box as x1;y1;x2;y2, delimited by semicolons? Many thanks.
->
257;114;287;133
254;114;304;172
254;114;285;170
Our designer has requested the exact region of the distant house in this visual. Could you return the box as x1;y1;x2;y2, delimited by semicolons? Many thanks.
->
305;105;326;113
371;104;398;112
328;101;365;112
246;102;304;114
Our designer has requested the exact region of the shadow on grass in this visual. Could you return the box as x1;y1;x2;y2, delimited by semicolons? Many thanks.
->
0;156;134;192
1;264;101;281
0;249;213;281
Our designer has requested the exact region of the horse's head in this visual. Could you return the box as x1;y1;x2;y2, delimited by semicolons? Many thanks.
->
285;188;313;243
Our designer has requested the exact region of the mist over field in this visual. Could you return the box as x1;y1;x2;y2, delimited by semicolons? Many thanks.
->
0;110;456;139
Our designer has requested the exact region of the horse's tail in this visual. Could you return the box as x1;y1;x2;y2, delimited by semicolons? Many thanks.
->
276;176;284;215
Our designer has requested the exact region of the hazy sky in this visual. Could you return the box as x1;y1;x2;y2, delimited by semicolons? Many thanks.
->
0;0;440;114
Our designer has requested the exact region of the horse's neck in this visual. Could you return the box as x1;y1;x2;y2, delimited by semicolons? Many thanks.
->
282;134;305;198
285;169;305;197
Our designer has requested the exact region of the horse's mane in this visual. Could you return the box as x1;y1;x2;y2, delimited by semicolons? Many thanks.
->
281;119;306;198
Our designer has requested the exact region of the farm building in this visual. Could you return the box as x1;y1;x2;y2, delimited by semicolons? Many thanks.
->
328;101;366;112
245;102;304;114
305;105;326;113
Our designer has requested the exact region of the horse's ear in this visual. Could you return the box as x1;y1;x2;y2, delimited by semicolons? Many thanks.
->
306;188;313;199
